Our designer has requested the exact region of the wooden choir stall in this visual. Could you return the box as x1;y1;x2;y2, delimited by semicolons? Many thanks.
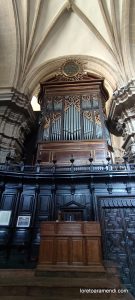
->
37;221;105;273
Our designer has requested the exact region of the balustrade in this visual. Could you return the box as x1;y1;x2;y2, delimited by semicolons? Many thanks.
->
0;162;135;175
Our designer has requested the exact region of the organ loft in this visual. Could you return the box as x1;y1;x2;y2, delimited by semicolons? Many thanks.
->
37;60;110;167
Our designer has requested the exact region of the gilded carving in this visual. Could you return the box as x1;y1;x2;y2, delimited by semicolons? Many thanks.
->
44;116;50;129
94;111;101;125
83;111;92;121
64;95;80;111
51;112;61;123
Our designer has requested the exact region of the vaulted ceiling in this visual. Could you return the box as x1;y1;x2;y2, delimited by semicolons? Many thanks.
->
0;0;135;99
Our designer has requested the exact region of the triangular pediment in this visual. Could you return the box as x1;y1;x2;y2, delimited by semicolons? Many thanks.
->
41;73;103;84
60;200;85;209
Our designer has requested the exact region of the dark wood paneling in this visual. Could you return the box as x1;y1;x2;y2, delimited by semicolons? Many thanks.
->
37;140;107;164
38;195;51;213
98;197;135;295
0;193;17;210
0;169;135;298
19;194;35;213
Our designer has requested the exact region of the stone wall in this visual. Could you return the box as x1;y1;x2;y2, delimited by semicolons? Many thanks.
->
0;88;35;163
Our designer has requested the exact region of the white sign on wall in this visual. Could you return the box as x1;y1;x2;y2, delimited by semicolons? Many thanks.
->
17;216;31;227
0;210;11;226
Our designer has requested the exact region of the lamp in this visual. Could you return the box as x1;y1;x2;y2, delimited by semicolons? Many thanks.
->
52;156;57;165
106;152;111;163
37;158;41;164
70;155;74;164
89;152;93;164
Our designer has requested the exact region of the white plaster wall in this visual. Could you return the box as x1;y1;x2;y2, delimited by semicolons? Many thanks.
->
0;0;16;87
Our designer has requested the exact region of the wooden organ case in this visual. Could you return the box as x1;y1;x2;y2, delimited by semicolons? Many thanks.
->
37;63;109;165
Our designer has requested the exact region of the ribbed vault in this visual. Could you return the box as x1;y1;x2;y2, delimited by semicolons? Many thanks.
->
0;0;134;99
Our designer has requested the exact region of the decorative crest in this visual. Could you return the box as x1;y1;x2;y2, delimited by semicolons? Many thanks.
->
58;59;85;81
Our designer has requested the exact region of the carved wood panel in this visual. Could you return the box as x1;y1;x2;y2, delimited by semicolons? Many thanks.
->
19;194;35;213
0;193;17;211
55;191;92;221
98;197;135;295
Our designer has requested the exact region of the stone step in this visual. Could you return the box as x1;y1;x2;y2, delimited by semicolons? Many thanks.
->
0;295;133;300
0;269;134;300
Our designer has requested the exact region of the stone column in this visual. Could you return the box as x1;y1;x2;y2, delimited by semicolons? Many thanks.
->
108;79;135;162
0;88;35;163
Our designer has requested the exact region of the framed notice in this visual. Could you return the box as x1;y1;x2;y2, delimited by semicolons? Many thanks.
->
17;216;31;227
0;210;11;226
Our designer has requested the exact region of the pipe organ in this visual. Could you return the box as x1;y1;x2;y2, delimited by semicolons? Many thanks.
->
41;95;104;142
37;67;110;164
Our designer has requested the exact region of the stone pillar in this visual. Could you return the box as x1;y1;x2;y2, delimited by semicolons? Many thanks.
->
0;88;35;163
108;79;135;162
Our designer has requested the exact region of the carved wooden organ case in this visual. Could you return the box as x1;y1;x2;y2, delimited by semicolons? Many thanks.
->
37;70;110;164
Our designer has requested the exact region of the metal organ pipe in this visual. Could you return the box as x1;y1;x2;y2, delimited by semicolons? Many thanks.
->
78;109;80;139
56;118;58;140
55;119;57;141
76;108;78;140
73;105;76;140
89;118;92;139
86;118;87;140
53;121;55;141
67;107;69;140
69;106;71;140
84;116;86;139
56;119;58;140
71;105;73;140
63;105;81;140
91;119;93;139
88;118;90;140
54;123;55;140
53;117;61;141
83;115;94;140
65;109;67;140
58;118;61;140
69;106;70;140
64;111;66;140
70;105;72;140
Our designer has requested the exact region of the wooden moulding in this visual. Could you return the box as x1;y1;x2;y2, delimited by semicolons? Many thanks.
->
37;140;107;164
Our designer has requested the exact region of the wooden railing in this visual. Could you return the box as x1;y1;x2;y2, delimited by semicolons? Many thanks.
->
0;162;134;176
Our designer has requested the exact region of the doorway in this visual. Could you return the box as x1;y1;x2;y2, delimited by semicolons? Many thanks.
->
61;209;83;221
